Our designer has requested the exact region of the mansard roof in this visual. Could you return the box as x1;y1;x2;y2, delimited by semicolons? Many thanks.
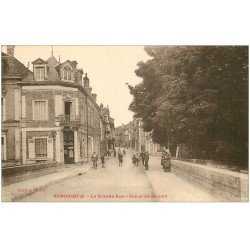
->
46;55;60;81
2;52;33;79
55;60;78;70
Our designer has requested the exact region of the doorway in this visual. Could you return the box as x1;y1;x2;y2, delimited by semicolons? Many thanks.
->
64;131;74;164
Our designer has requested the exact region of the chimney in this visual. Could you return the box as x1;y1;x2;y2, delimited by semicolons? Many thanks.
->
83;73;89;87
27;62;30;70
7;45;15;57
92;93;97;102
83;73;92;94
72;61;78;68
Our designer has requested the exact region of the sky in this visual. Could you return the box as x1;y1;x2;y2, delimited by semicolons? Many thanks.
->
2;46;150;127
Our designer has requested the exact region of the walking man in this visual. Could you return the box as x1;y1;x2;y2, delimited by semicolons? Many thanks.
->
118;152;123;167
101;154;105;168
91;152;98;170
144;151;149;170
140;151;145;165
135;153;140;166
132;155;137;167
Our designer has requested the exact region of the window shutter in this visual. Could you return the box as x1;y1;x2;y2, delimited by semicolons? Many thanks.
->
55;95;62;117
47;138;53;159
28;139;35;159
45;101;48;120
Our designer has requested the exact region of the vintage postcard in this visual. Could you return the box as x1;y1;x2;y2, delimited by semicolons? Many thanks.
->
1;45;248;202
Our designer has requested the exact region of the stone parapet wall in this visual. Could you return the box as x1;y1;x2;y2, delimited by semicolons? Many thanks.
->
171;160;249;201
2;162;57;186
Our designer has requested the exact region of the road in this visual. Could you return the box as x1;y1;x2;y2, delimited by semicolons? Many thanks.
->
20;149;217;202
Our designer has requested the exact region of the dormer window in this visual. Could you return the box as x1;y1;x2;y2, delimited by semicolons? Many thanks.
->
35;67;45;80
32;58;48;81
62;66;72;81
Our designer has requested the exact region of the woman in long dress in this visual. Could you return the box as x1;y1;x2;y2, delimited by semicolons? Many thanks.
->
161;149;171;172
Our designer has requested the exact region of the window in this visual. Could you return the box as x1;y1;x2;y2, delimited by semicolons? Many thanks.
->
1;97;5;121
35;138;47;158
35;67;45;80
88;108;93;126
33;101;47;120
63;67;72;81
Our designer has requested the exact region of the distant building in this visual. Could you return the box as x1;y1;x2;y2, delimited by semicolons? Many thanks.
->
100;104;115;155
114;117;161;154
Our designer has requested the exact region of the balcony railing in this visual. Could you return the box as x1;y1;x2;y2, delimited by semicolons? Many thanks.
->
59;115;81;125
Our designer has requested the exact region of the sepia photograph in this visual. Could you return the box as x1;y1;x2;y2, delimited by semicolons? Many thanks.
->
1;45;248;202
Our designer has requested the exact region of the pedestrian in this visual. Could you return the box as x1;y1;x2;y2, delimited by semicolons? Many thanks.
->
118;152;123;167
144;151;149;170
101;154;105;168
118;148;121;155
140;151;145;165
91;152;98;170
161;149;171;172
123;148;126;156
135;153;140;166
132;155;137;167
114;150;117;157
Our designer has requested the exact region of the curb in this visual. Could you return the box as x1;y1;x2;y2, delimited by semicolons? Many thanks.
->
11;165;93;201
2;166;92;202
9;158;112;201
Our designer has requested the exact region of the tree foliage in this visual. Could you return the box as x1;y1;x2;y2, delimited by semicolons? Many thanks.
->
128;46;248;167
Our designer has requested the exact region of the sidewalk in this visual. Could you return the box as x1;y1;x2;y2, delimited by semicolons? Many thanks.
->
1;161;97;202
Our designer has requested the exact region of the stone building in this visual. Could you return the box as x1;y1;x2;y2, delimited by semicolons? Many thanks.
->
114;117;161;155
2;46;33;165
2;46;103;165
114;123;129;148
100;104;115;155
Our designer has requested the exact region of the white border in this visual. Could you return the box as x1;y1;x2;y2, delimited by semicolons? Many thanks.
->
0;1;249;250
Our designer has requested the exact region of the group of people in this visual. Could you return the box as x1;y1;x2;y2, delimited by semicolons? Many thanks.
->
91;147;172;172
132;151;149;170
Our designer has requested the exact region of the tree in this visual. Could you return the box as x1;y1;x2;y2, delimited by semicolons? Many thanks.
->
128;46;248;168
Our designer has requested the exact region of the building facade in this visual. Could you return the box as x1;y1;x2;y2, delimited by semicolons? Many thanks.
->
114;117;161;155
2;46;33;165
100;104;115;155
2;46;108;165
